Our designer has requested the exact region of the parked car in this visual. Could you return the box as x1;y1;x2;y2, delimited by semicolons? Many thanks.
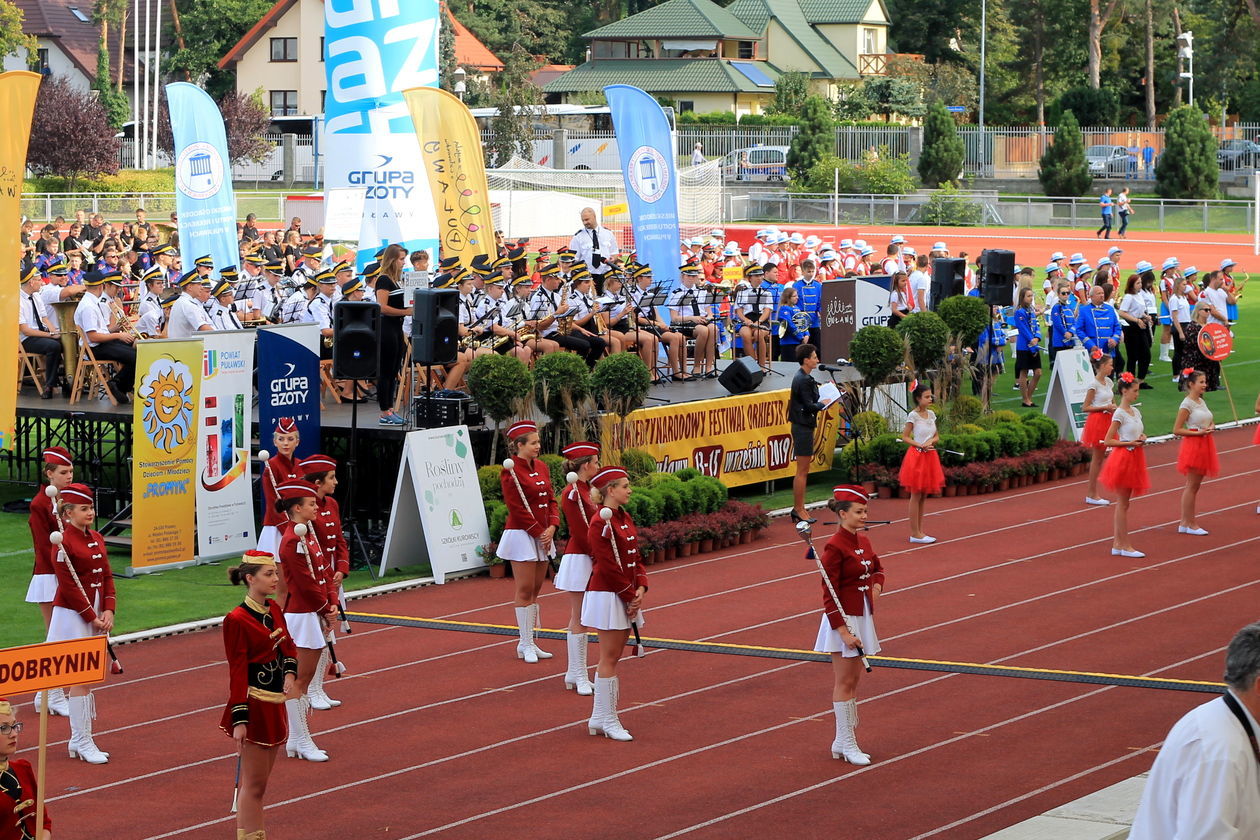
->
720;146;789;182
1085;145;1132;178
1217;139;1260;170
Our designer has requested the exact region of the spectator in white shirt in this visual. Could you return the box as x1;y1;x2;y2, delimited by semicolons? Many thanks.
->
1199;271;1234;327
909;254;932;312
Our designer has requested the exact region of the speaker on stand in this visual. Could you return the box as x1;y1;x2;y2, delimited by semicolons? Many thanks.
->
411;288;459;428
981;249;1016;306
930;258;966;310
330;300;382;577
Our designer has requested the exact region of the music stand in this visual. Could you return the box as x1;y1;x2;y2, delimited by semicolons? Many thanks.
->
632;286;672;396
749;284;783;377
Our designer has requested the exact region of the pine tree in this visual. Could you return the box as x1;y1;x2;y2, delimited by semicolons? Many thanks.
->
1037;109;1091;196
918;102;965;187
786;95;832;185
486;44;543;167
1157;106;1218;199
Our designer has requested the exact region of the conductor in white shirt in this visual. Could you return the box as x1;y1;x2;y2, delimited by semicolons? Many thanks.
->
569;207;619;290
1130;623;1260;839
167;274;215;339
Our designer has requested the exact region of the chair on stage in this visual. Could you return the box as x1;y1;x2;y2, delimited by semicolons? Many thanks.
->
69;327;119;407
17;343;44;394
319;360;342;406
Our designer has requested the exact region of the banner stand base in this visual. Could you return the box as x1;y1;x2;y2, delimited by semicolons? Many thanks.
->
125;558;199;577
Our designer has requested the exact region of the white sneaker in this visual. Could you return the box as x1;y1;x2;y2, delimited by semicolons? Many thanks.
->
909;535;937;544
1085;497;1110;506
1111;548;1146;558
1178;525;1209;535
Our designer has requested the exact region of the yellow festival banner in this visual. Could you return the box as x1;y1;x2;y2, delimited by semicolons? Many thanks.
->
0;71;41;451
402;87;496;266
602;388;840;487
130;340;202;571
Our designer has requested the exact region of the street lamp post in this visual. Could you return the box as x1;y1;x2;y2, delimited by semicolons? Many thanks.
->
1177;31;1194;106
453;66;467;102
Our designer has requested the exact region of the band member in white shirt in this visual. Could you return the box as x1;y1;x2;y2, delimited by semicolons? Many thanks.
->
19;264;65;398
252;260;289;324
476;275;534;365
168;274;215;339
569;207;619;290
307;271;337;357
73;270;136;400
209;279;245;331
530;265;601;365
567;269;615;355
627;264;686;382
281;276;318;324
135;291;177;339
667;263;718;380
733;264;773;369
137;265;165;319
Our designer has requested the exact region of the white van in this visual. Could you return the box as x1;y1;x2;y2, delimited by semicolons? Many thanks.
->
721;146;789;181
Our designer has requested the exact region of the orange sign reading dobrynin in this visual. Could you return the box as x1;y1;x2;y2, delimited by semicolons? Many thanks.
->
0;636;108;695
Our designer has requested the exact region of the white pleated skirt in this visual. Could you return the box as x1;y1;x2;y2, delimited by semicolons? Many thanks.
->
257;525;281;559
47;595;100;642
554;553;593;592
813;599;880;658
498;528;554;563
581;591;645;631
25;574;58;604
285;611;327;650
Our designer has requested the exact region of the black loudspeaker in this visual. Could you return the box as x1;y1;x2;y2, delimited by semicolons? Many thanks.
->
412;288;459;366
332;301;381;379
718;356;765;395
982;248;1016;306
930;258;966;310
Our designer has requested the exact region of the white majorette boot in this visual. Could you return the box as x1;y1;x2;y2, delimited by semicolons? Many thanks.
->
564;631;594;695
515;606;538;663
830;699;870;765
67;693;109;764
529;603;553;659
285;696;328;761
590;675;632;741
48;687;70;716
308;646;341;710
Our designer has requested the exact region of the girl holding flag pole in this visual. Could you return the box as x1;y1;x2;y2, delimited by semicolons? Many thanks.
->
556;442;602;696
27;446;75;717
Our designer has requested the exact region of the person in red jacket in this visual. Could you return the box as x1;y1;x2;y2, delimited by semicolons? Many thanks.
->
299;454;348;711
812;485;885;765
46;483;115;765
27;446;74;717
555;441;602;695
499;420;560;663
0;697;52;840
581;467;648;742
275;480;338;762
220;550;297;840
257;417;301;564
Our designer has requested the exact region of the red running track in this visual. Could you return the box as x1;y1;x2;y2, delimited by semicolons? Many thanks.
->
13;425;1260;839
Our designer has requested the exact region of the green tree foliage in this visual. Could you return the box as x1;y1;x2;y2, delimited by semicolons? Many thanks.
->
1156;105;1219;199
767;71;809;115
93;42;131;129
461;0;587;65
485;44;544;167
0;0;37;64
785;95;832;184
1038;110;1092;196
439;3;458;92
792;150;916;194
918;103;964;187
1048;86;1121;125
167;0;275;99
862;76;926;119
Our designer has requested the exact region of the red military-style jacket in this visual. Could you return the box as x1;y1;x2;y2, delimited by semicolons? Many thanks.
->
260;452;298;528
221;599;298;730
311;495;350;576
27;486;56;576
586;507;648;603
501;458;559;539
0;757;52;840
53;525;116;623
820;527;885;629
561;480;594;556
278;520;338;614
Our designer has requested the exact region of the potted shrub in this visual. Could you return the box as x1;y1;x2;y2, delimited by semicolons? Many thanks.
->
591;353;652;451
532;351;591;446
467;354;532;462
478;545;507;578
894;311;951;377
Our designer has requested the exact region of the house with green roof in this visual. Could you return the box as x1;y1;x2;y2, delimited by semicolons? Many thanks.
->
544;0;890;116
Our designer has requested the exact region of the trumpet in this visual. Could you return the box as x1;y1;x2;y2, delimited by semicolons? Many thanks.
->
109;298;143;342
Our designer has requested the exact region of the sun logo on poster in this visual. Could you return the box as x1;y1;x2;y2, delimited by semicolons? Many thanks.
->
140;358;195;452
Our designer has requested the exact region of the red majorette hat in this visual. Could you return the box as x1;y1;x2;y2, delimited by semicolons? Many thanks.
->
241;549;277;567
561;441;600;460
60;483;94;505
832;484;871;503
299;454;337;473
275;480;318;501
42;446;73;466
591;467;628;490
505;421;538;441
275;417;298;435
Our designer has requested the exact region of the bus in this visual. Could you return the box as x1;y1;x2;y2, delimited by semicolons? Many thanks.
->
470;104;676;170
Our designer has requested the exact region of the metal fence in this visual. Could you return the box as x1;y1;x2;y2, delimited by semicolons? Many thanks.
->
22;191;292;223
119;135;322;188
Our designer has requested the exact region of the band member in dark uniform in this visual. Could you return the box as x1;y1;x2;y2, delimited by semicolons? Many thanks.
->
221;550;297;840
812;485;885;765
499;421;559;663
556;441;602;695
27;447;74;718
0;697;52;840
581;467;648;742
300;454;348;711
789;344;826;523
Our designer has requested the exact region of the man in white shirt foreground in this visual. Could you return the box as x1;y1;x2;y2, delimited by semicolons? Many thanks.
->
167;273;214;339
1130;623;1260;839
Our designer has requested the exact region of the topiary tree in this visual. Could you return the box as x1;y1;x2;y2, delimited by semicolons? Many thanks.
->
918;102;965;187
786;95;833;185
1157;105;1219;199
532;351;591;444
936;294;991;349
1038;110;1092;197
895;311;951;376
591;353;651;417
467;353;532;461
849;325;904;386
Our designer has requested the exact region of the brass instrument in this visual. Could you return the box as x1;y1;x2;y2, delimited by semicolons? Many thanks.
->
322;334;334;349
51;299;82;381
555;311;577;336
109;297;143;342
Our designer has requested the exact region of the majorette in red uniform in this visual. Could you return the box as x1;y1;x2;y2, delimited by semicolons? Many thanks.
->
298;454;348;711
275;479;338;762
556;441;601;696
581;467;649;742
812;485;886;765
220;552;299;748
0;697;53;840
499;420;560;663
27;446;74;717
258;417;301;556
46;483;115;765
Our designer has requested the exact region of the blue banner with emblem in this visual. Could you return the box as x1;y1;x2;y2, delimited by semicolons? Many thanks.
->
166;83;239;277
257;324;320;465
604;84;681;294
323;0;440;268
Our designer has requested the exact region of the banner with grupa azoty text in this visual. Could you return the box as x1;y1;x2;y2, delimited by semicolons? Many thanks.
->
601;389;839;487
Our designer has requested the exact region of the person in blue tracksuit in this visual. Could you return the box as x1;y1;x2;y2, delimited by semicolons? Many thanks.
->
1013;287;1043;407
1047;280;1079;367
1075;284;1125;370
